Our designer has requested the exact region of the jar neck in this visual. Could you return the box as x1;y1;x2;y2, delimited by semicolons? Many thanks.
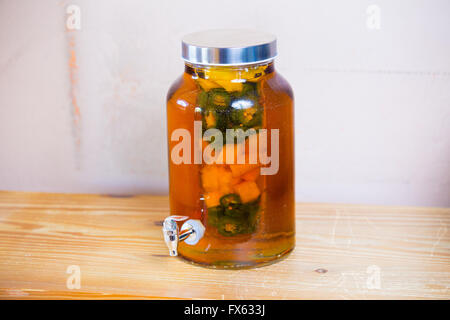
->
184;61;274;81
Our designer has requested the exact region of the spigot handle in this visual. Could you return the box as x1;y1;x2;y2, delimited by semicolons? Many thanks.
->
162;216;205;256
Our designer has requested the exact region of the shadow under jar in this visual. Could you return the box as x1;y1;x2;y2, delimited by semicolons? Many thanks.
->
165;29;295;269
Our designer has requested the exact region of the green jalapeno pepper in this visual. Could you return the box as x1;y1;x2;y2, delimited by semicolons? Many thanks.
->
220;193;241;207
201;107;231;135
197;90;209;108
220;193;244;217
229;98;262;129
217;216;248;236
207;205;223;227
208;88;231;109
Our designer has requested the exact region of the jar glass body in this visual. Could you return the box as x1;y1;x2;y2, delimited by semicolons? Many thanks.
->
166;61;295;268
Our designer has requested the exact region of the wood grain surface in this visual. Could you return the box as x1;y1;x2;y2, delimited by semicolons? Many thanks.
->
0;191;448;299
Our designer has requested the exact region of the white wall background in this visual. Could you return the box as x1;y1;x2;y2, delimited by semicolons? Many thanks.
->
0;0;449;207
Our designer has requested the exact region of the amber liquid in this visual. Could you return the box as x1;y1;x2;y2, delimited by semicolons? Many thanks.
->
166;62;295;268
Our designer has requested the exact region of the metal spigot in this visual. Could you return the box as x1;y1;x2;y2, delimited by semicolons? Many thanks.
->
162;216;205;256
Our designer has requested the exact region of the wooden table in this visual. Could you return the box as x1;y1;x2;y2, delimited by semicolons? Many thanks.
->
0;191;448;299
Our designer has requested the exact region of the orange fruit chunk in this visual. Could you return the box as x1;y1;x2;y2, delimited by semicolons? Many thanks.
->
201;165;233;193
233;181;260;203
204;191;222;208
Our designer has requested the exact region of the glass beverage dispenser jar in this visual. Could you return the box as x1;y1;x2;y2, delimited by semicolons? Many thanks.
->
163;29;295;268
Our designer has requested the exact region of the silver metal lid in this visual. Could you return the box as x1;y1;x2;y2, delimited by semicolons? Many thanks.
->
182;29;277;66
